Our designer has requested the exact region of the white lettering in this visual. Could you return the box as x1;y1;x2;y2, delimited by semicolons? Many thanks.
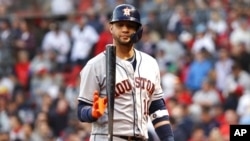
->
234;129;247;136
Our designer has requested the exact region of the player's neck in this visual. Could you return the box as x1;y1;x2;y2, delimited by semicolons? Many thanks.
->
116;46;134;60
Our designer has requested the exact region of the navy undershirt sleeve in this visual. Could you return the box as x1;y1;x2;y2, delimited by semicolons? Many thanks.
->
149;98;167;114
155;125;175;141
77;100;97;122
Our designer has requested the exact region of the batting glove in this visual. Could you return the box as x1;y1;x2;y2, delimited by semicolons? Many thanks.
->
92;91;107;119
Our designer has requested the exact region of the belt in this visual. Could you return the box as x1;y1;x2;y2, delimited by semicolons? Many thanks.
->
116;135;146;141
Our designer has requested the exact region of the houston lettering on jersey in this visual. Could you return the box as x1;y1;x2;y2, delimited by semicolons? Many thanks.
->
115;77;155;97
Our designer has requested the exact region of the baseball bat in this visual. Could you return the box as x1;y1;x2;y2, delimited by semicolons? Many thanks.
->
106;44;116;141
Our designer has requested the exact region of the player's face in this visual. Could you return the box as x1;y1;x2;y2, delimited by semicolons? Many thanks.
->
110;21;138;46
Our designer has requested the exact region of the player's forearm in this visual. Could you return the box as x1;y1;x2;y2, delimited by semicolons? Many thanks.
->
77;101;97;122
155;123;174;141
149;99;174;141
152;116;174;141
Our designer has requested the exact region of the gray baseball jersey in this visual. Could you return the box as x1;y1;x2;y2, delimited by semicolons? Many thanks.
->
78;48;164;139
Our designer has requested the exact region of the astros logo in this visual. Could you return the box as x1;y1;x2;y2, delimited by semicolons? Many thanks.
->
123;7;131;16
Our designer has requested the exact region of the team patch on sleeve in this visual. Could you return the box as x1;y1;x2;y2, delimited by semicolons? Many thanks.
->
150;109;169;121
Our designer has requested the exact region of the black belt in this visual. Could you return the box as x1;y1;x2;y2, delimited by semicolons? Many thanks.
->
116;135;146;141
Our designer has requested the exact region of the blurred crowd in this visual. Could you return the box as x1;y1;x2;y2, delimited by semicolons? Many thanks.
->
0;0;250;141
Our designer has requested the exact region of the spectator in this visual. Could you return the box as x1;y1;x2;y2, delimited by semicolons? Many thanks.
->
155;48;168;76
48;97;70;137
170;106;189;141
172;103;195;140
158;0;176;34
34;18;50;49
29;65;62;108
231;42;250;73
230;17;250;52
156;30;185;65
136;27;157;58
219;109;239;141
35;112;49;127
185;49;213;92
192;78;221;108
139;0;158;23
13;50;30;90
9;114;25;141
38;93;53;113
143;10;164;38
93;14;112;56
23;123;36;141
198;106;220;137
177;51;193;83
207;10;228;35
10;17;22;40
13;19;36;60
191;23;216;55
13;89;35;124
0;86;10;133
70;16;99;67
192;0;210;26
61;13;77;37
211;104;226;127
170;117;187;141
172;80;193;106
179;30;194;50
64;72;80;110
226;8;240;33
161;68;180;99
86;8;104;34
165;4;186;35
0;72;15;97
223;63;250;111
32;120;55;141
0;18;14;75
41;21;71;72
223;62;250;98
214;48;234;93
29;49;53;75
209;0;227;20
188;125;207;141
165;97;178;116
207;128;223;141
236;92;250;124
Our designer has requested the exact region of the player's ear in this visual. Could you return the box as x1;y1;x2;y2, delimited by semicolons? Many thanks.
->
109;24;113;33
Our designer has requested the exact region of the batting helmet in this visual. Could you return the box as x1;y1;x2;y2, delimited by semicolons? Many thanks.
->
110;4;141;26
110;4;143;43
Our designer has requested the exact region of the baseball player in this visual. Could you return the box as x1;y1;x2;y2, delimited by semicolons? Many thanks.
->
77;4;174;141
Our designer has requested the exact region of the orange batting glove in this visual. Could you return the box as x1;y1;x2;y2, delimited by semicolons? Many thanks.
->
92;90;107;119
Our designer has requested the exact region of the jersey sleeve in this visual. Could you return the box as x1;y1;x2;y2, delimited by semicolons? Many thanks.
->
78;63;100;104
151;59;164;101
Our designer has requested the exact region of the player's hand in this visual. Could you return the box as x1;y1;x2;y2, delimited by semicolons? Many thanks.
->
92;90;107;119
